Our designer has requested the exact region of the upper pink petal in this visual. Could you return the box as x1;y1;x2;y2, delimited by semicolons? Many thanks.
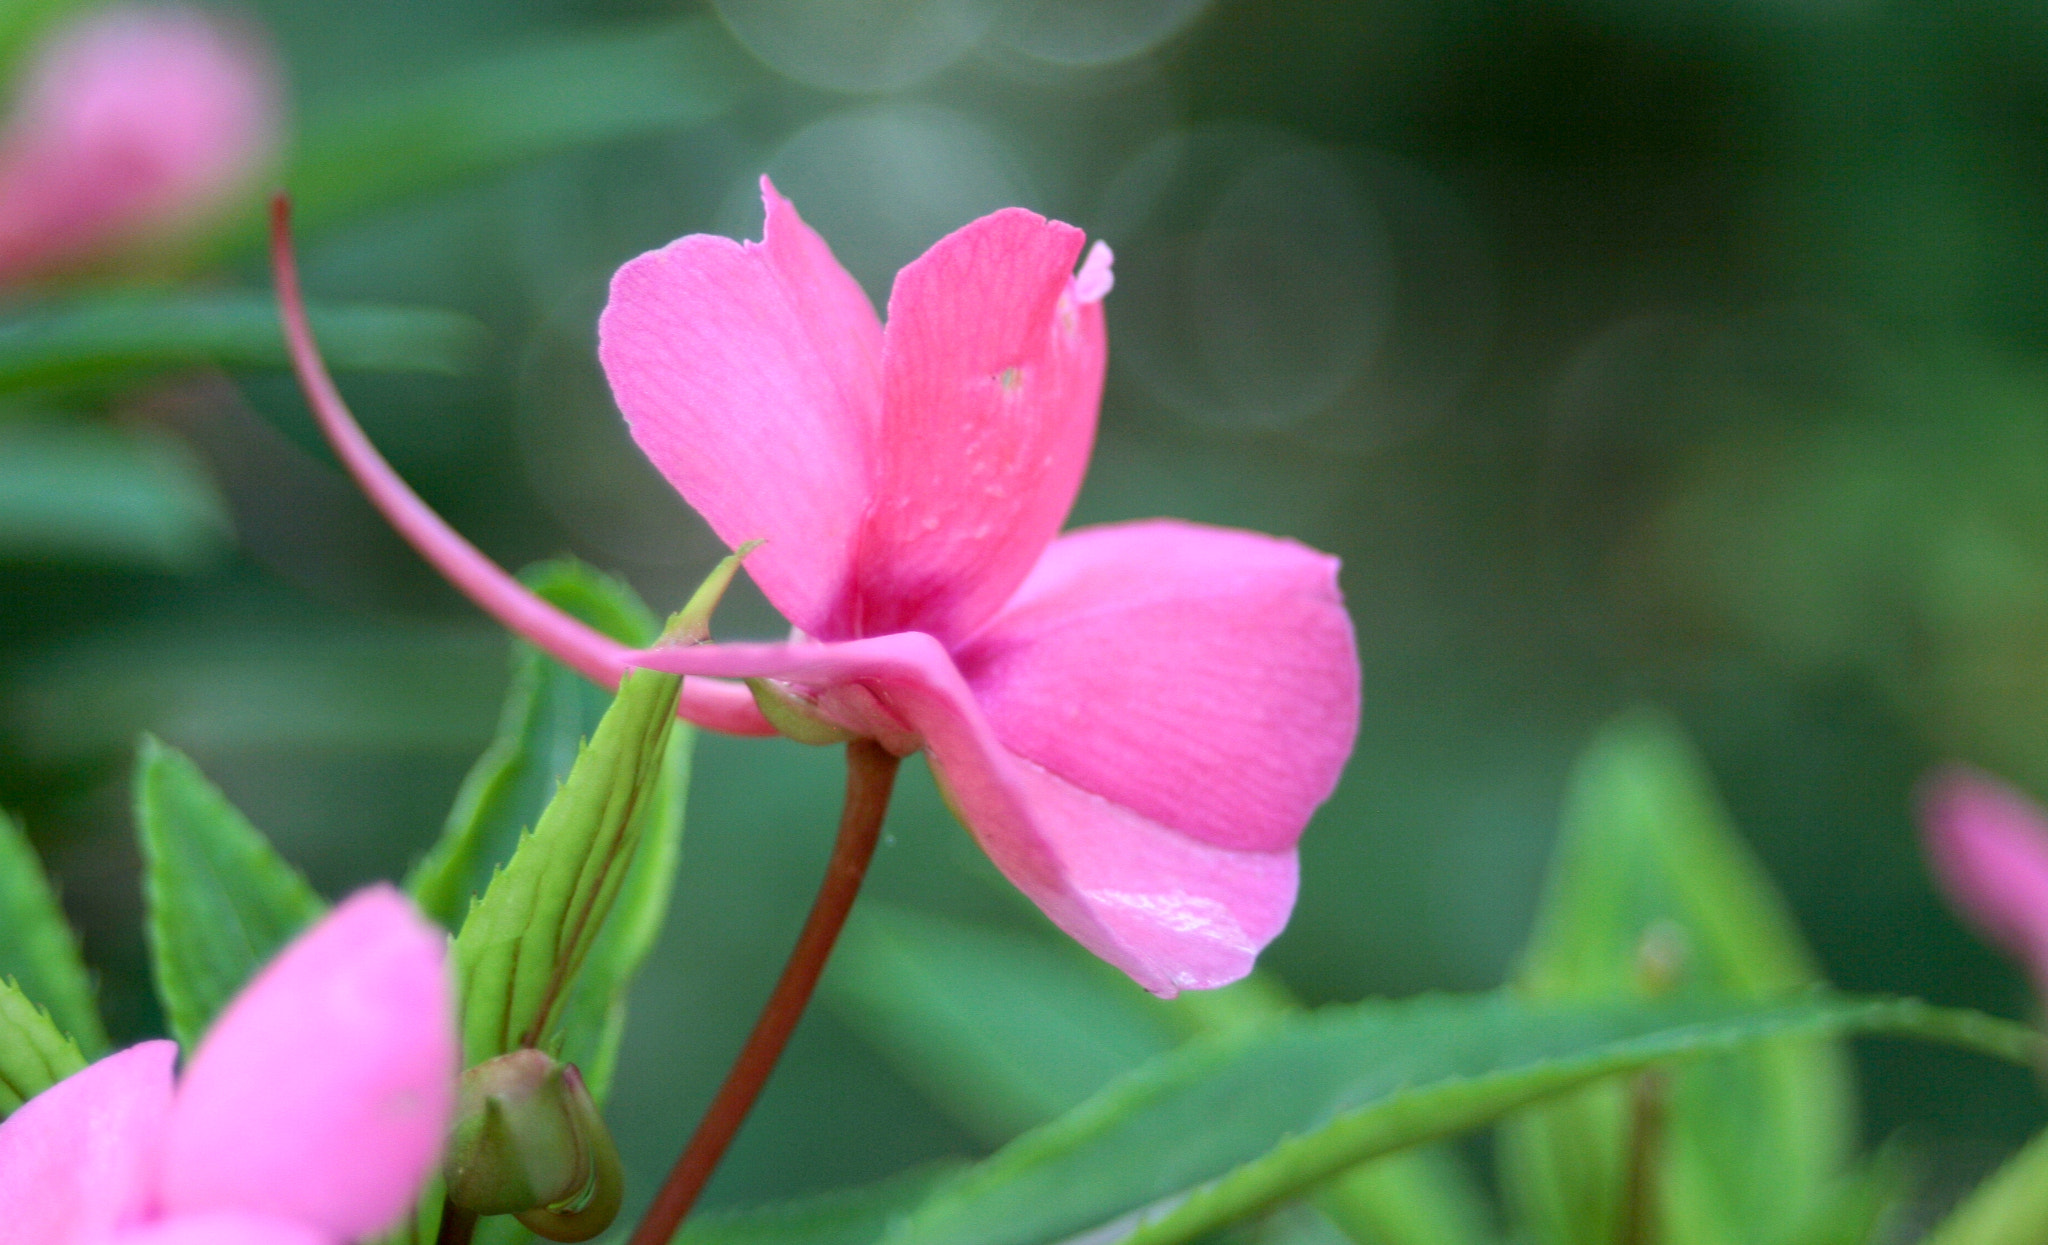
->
1919;766;2048;979
159;886;455;1240
113;1212;331;1245
628;631;1305;994
846;208;1106;644
0;1040;176;1245
0;5;278;285
955;520;1359;853
600;177;883;636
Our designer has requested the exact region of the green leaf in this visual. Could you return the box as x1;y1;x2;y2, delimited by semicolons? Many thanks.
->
0;292;486;393
0;422;228;572
0;977;86;1117
676;1163;970;1245
0;808;106;1055
880;993;2034;1245
409;559;659;929
1313;1147;1498;1245
409;559;690;1102
1500;708;1856;1245
1775;1149;1909;1245
270;20;749;241
547;712;688;1103
1922;1128;2048;1245
829;909;1495;1245
135;736;326;1052
450;663;683;1066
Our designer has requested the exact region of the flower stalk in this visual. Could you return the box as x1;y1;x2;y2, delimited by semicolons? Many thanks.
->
628;738;901;1245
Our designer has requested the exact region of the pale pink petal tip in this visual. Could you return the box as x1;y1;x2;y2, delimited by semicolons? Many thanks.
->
0;4;280;283
0;1040;177;1243
1919;765;2048;969
161;885;456;1240
1073;240;1114;304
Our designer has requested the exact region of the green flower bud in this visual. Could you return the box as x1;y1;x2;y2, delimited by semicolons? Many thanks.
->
444;1051;622;1241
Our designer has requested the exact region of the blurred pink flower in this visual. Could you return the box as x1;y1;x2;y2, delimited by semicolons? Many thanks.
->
0;4;278;287
1919;765;2048;999
0;886;456;1245
280;183;1361;997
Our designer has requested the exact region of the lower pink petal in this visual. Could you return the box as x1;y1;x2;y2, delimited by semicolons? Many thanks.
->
629;632;1300;993
955;519;1359;854
113;1212;331;1245
0;1040;176;1245
160;887;455;1240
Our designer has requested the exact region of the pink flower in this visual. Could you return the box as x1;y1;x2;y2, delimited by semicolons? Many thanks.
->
0;886;457;1245
275;184;1360;997
1919;765;2048;1000
0;4;278;288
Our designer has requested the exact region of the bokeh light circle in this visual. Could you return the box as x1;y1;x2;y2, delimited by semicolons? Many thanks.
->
993;0;1214;67
724;104;1036;299
712;0;1000;93
1100;124;1392;432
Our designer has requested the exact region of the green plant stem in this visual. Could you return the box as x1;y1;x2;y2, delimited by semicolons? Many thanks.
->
1618;1072;1666;1245
435;1203;478;1245
627;738;901;1245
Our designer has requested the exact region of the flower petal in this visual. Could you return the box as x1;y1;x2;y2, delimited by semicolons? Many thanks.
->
113;1212;331;1245
849;208;1106;644
955;520;1358;853
1919;766;2048;978
0;1040;176;1245
0;6;277;284
600;177;883;636
629;631;1301;994
160;886;455;1240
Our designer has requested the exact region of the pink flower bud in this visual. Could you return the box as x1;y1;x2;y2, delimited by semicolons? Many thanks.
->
1919;765;2048;999
0;4;279;287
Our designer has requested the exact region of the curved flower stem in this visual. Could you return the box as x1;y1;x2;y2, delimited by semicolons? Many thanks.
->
266;195;773;738
628;739;901;1245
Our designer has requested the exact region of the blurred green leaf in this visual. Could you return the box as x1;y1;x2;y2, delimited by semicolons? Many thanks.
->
828;904;1180;1143
0;0;88;79
0;422;228;572
676;1163;970;1245
5;615;504;763
884;994;2030;1245
1314;1148;1497;1245
1500;708;1856;1245
273;19;749;240
1777;1149;1909;1245
0;292;486;392
0;808;105;1056
135;735;325;1052
451;663;682;1066
0;976;85;1117
830;909;1496;1245
409;559;659;929
1922;1128;2048;1245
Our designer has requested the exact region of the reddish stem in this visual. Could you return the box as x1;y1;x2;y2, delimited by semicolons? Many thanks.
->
265;195;774;738
627;739;901;1245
